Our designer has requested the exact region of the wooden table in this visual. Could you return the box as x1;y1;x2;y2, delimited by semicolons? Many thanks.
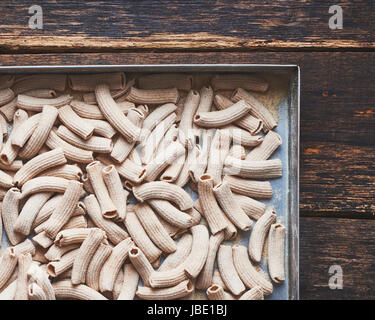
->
0;1;374;299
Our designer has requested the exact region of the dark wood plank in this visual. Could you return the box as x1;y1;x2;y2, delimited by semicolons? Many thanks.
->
0;51;373;217
300;216;375;299
0;1;374;52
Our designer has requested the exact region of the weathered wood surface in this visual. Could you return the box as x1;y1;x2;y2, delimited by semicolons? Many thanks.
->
0;52;373;217
0;1;374;52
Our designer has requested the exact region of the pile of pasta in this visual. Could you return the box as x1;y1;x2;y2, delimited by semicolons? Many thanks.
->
0;72;285;300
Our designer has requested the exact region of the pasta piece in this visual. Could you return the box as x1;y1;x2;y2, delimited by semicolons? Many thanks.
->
86;161;117;218
134;203;177;254
85;119;117;139
0;248;18;289
82;173;94;194
129;246;154;286
14;253;32;300
137;73;192;91
249;207;277;263
223;175;272;199
42;180;83;238
194;86;214;123
14;148;67;186
213;181;253;231
0;97;17;122
239;286;264;300
229;144;246;160
0;88;15;106
32;231;53;248
211;74;268;92
174;145;197;187
14;192;53;236
0;170;13;188
46;249;79;277
126;86;179;105
197;175;228;235
118;263;139;300
246;130;282;161
54;228;93;247
206;285;235;300
232;245;273;296
45;129;94;163
133;181;193;211
27;264;55;300
39;164;83;181
84;194;128;245
217;245;246;296
69;100;104;120
233;194;266;220
86;243;112;291
10;113;41;148
45;243;80;261
99;238;134;293
71;228;106;285
58;105;95;140
95;84;140;142
232;88;277;132
124;210;162;263
0;160;23;171
112;269;124;300
178;90;200;148
11;74;66;95
61;215;87;231
2;188;24;245
52;280;107;300
160;149;186;182
267;222;286;284
24;89;56;98
212;269;228;291
28;283;47;300
68;72;125;91
224;157;282;179
137;280;193;300
17;94;72;112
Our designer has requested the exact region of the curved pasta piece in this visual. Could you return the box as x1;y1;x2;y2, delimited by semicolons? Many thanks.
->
128;246;154;287
17;94;73;112
239;286;264;300
52;280;107;300
223;175;272;199
137;280;193;300
206;285;235;300
178;90;200;148
224;157;282;179
246;130;282;161
69;100;104;120
126;86;179;105
268;222;286;284
118;263;139;300
86;243;112;291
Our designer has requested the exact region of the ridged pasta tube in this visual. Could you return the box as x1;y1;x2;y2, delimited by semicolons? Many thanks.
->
85;119;117;139
46;249;79;277
126;86;179;105
118;263;139;300
268;222;286;284
14;252;32;300
16;94;72;112
0;248;18;289
224;157;282;179
86;243;112;291
178;90;200;148
232;194;266;220
28;283;47;300
45;243;80;261
137;280;194;300
223;175;273;199
12;74;66;95
54;228;93;247
10;113;41;148
246;130;282;161
69;100;104;120
206;285;235;300
223;124;263;146
2;188;24;245
58;105;95;140
27;264;55;300
39;164;83;181
52;280;107;300
239;286;264;300
129;246;154;286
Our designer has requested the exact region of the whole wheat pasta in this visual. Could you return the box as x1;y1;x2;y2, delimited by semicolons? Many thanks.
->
69;100;104;120
249;207;277;263
224;125;263;147
10;113;41;148
211;74;268;92
61;214;87;230
71;228;106;285
53;280;107;300
0;160;23;171
133;181;193;211
46;249;79;277
223;175;272;199
0;98;17;122
197;175;228;235
102;165;127;221
45;129;94;163
158;233;192;272
14;148;67;186
0;109;29;165
14;253;32;300
229;144;246;160
192;86;213;136
194;100;251;128
45;243;80;261
212;269;228;291
0;280;17;300
152;123;179;156
42;180;83;238
148;199;192;229
217;245;246;296
39;164;83;181
206;285;236;300
85;119;117;139
232;88;277;132
0;248;18;289
28;283;47;300
57;125;112;153
196;231;224;290
27;264;55;300
84;194;129;245
58;105;95;140
178;90;200;148
0;88;15;106
175;97;185;122
139;103;177;143
0;114;7;136
86;243;112;291
144;141;185;182
118;263;139;300
160;149;186;182
128;246;154;287
2;188;24;245
99;238;134;293
128;148;142;166
137;73;192;91
95;84;140;143
68;72;125;91
137;280;193;300
111;269;124;300
134;203;177;254
82;173;94;194
86;161;117;218
119;101;138;113
233;194;266;220
32;231;54;248
141;113;177;164
0;188;5;201
16;94;72;112
126;86;179;105
232;245;273;296
13;238;36;256
24;89;57;99
0;170;13;188
14;192;53;236
124;210;162;263
32;247;49;264
246;130;282;161
11;74;66;95
268;222;286;284
110;108;144;163
213;181;253;231
224;157;282;179
54;228;94;247
174;145;197;187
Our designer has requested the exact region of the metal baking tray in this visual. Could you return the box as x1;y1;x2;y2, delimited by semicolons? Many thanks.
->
0;64;300;300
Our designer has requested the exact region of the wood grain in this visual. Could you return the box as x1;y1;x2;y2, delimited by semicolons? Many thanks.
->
300;217;375;299
0;51;373;217
0;1;374;52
